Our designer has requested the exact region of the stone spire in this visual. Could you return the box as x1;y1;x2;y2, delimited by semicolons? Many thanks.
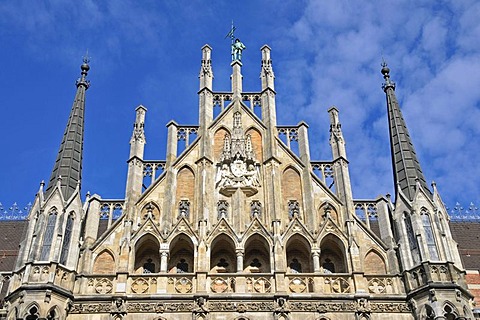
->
45;55;90;200
382;62;429;201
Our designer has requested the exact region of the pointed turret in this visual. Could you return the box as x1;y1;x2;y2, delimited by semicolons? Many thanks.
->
45;55;90;200
382;62;429;201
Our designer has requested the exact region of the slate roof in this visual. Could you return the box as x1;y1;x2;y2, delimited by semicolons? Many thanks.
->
0;220;27;272
450;221;480;271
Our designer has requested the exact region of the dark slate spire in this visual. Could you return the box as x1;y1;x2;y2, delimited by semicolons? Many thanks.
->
45;55;90;200
382;62;429;201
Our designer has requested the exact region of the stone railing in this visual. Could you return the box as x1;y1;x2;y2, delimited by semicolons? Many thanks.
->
142;160;166;187
73;273;406;296
405;262;467;291
311;161;335;189
212;91;262;112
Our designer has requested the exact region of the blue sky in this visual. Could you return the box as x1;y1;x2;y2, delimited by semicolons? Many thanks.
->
0;1;479;216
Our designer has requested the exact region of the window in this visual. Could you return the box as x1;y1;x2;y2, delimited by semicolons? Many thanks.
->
40;209;57;261
421;209;439;261
60;214;74;265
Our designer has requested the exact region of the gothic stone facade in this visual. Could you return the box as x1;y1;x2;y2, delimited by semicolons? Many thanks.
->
0;45;475;319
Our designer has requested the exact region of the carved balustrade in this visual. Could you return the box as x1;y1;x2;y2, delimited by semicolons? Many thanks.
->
177;125;199;148
286;275;315;293
166;274;195;294
212;92;262;112
53;264;75;291
405;262;467;291
246;275;273;293
86;276;116;294
364;275;403;294
277;125;299;151
75;273;412;296
129;275;158;294
142;160;166;187
98;200;125;229
311;161;336;189
208;274;236;293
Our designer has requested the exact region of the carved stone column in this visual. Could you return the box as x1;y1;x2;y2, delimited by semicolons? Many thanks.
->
160;251;169;273
236;249;244;272
312;250;321;273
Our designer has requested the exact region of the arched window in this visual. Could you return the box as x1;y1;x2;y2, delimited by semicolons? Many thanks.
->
421;209;439;261
40;209;57;260
60;213;74;265
404;213;420;264
25;305;40;320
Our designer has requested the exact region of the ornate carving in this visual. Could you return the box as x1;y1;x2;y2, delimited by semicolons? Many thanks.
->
367;277;393;294
215;112;261;196
88;278;113;294
246;277;272;293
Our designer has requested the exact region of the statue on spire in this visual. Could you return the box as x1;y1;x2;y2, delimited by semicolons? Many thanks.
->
225;21;246;61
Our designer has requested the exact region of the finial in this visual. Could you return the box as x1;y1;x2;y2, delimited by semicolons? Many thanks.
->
76;50;91;88
81;50;90;71
381;58;395;91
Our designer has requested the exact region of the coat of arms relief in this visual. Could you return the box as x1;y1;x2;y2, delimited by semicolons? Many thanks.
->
215;112;261;196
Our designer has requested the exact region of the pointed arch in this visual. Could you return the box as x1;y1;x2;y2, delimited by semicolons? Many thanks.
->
210;234;236;273
443;301;458;320
60;211;75;265
318;201;338;224
168;233;195;273
420;207;439;260
176;166;195;219
245;127;263;162
134;233;160;274
214;127;231;161
46;305;60;320
286;234;312;273
282;166;302;219
93;249;115;274
319;234;347;273
364;249;386;274
23;302;40;320
140;201;160;221
244;234;271;273
40;207;58;261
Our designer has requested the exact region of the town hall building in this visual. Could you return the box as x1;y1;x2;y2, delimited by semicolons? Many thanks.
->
0;38;477;319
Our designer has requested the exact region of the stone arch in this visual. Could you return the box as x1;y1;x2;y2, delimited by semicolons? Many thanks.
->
213;127;231;161
286;234;312;273
176;166;195;219
134;233;160;274
23;302;40;320
319;234;347;273
318;201;339;223
281;166;302;220
168;233;195;273
140;201;161;221
422;304;436;320
364;249;386;274
210;234;237;273
244;234;271;273
245;127;263;162
93;249;116;274
443;301;458;320
46;305;60;320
